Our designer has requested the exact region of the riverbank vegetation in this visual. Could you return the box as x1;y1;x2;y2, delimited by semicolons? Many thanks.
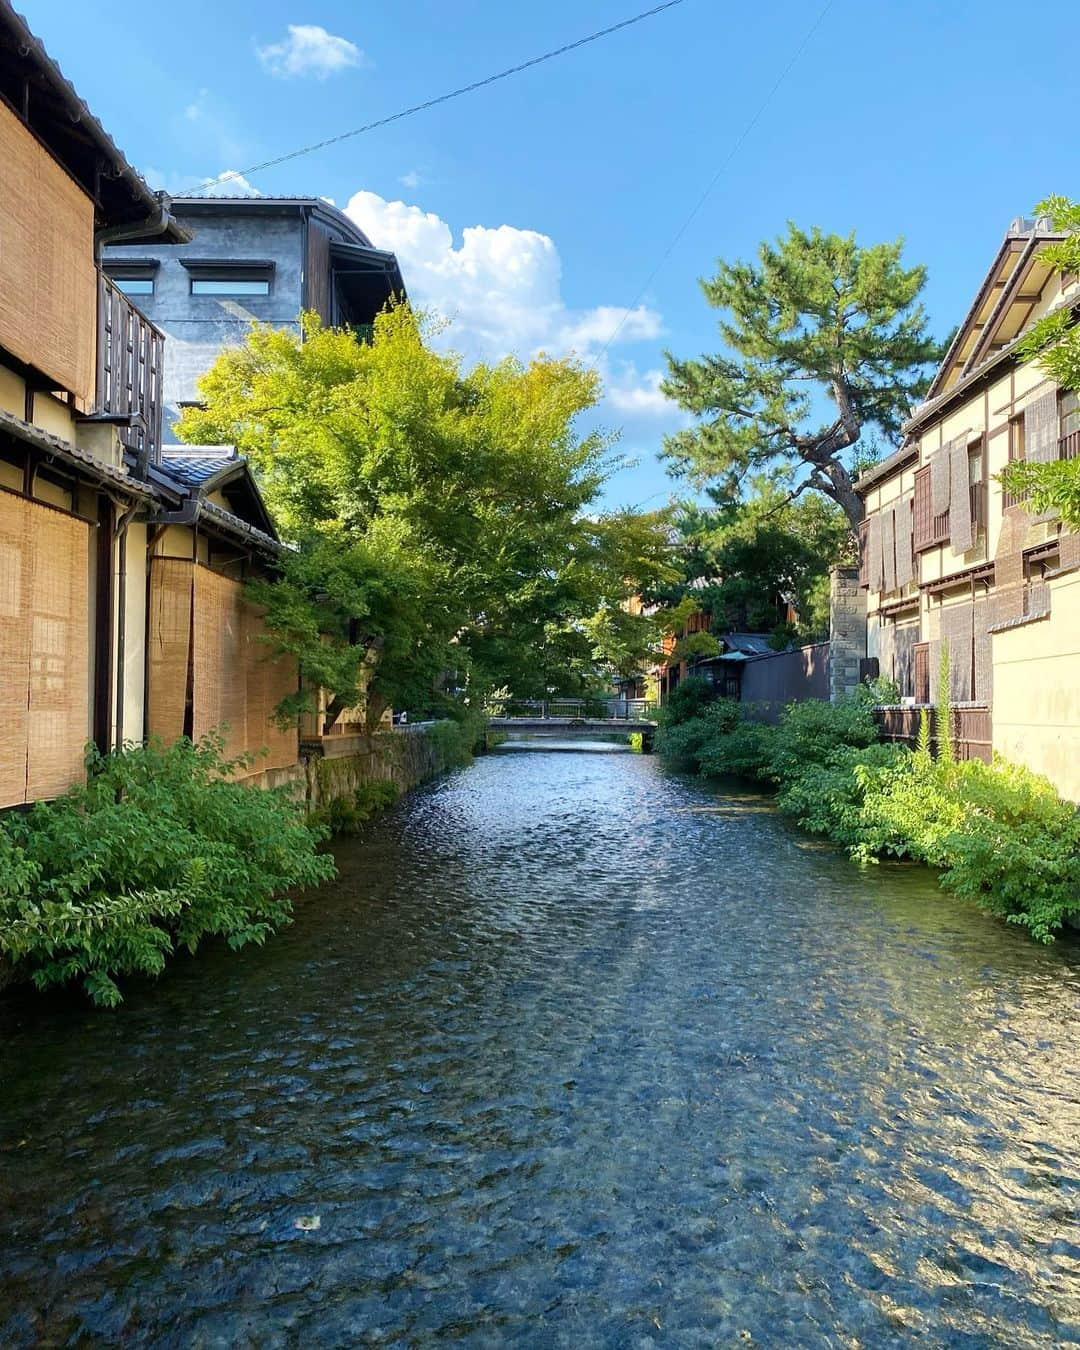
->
0;738;334;1006
178;306;678;726
657;679;1080;941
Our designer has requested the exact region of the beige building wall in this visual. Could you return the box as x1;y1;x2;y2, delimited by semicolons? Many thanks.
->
992;568;1080;802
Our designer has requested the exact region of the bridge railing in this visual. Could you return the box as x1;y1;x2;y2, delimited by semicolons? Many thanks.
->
486;697;658;721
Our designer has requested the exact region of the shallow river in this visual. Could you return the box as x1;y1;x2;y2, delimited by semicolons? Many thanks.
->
2;747;1079;1346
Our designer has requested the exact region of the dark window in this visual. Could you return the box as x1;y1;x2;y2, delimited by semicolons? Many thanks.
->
191;276;271;296
183;261;274;297
103;262;157;297
1008;414;1025;463
1061;390;1080;461
1004;415;1028;507
913;466;947;551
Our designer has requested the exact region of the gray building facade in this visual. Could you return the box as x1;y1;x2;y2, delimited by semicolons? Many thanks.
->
104;197;405;435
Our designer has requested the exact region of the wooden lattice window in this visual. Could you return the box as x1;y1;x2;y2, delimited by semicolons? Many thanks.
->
913;642;930;705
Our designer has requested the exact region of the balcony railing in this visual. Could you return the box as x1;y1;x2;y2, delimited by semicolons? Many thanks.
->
914;482;984;551
95;272;165;472
1004;431;1080;508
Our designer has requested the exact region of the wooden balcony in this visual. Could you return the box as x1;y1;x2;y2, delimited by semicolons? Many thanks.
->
95;271;165;472
914;481;984;551
1060;429;1080;461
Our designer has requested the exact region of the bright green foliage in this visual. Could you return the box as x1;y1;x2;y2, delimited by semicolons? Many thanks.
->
669;630;721;663
662;223;945;531
857;755;1080;941
423;708;488;770
0;738;334;1005
655;698;739;766
669;478;856;642
775;743;906;848
935;643;955;764
656;674;718;729
656;693;1080;940
311;779;400;836
178;307;676;720
999;195;1080;528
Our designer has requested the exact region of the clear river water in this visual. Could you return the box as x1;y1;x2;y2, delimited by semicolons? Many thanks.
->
1;745;1078;1346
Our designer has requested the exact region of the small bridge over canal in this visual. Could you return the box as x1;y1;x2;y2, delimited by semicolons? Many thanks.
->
486;698;658;749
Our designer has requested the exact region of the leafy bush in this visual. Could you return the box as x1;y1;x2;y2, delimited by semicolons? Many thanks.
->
0;737;335;1005
657;675;717;728
657;690;1080;941
425;709;488;769
654;697;743;767
697;718;778;781
857;752;1080;940
761;696;879;783
313;778;400;835
776;742;906;847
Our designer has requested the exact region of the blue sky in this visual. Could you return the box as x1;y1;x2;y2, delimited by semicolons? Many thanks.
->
27;0;1080;508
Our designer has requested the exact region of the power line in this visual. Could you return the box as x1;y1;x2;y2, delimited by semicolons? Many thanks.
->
178;1;689;198
597;0;836;357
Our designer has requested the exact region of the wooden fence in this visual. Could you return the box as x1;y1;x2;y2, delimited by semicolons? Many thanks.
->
874;705;992;763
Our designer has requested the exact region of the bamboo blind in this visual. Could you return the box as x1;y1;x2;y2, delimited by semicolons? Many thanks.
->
0;493;31;806
0;492;89;806
245;602;299;773
0;104;96;405
147;558;194;742
192;567;298;775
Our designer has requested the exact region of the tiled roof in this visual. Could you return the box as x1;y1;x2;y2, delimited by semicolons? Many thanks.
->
0;407;160;498
160;447;238;489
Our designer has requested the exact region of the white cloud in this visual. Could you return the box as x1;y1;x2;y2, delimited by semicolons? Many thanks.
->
143;167;262;198
606;367;677;418
399;170;422;190
344;189;663;366
257;24;363;80
343;190;683;496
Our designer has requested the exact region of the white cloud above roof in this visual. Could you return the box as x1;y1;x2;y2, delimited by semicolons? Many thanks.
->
344;190;684;493
257;25;364;80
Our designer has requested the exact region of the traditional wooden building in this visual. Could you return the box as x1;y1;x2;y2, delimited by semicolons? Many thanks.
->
856;215;1080;799
0;2;299;807
103;196;406;436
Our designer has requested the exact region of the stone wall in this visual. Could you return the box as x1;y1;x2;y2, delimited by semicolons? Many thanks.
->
829;566;867;702
244;724;464;810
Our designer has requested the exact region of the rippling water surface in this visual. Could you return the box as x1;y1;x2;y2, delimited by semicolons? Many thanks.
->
2;748;1079;1346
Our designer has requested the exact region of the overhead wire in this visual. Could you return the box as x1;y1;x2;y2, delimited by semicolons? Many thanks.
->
597;0;836;359
177;1;689;197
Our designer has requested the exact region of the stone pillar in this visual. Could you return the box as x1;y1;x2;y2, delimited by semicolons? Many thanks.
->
829;566;867;702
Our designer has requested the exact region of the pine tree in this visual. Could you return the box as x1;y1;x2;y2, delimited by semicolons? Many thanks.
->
662;224;946;531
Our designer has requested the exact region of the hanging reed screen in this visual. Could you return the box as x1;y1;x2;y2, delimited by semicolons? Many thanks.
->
192;566;298;775
0;492;90;807
0;103;97;405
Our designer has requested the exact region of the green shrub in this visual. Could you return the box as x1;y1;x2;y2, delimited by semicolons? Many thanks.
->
313;778;400;835
657;688;1080;942
858;752;1080;940
655;697;744;768
425;709;487;770
657;675;717;728
776;742;906;846
697;718;778;781
764;695;879;780
0;736;335;1006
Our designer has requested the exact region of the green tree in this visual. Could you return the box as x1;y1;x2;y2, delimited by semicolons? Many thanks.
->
999;195;1080;528
662;224;946;530
670;478;854;643
178;307;674;723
